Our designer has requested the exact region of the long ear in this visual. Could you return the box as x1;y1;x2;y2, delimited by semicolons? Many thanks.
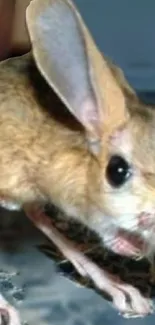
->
26;0;128;150
105;56;138;101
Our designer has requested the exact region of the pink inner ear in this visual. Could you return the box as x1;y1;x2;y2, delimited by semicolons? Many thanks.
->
79;97;100;137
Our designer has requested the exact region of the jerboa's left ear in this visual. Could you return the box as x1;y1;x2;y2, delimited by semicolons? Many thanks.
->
26;0;128;151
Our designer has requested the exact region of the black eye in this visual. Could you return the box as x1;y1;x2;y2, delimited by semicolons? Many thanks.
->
106;155;131;188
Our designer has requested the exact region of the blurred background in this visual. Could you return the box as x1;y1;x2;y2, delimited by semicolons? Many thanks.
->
74;0;155;103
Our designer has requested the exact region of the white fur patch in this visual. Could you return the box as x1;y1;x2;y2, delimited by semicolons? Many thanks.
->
110;127;132;160
0;200;21;211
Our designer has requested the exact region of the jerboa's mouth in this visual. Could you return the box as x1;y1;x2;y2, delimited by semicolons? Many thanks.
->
110;229;148;258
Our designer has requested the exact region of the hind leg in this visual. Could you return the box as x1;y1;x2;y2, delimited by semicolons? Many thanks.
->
25;204;153;318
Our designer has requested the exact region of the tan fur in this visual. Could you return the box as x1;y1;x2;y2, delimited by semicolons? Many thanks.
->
0;0;155;257
0;51;129;221
0;53;92;219
0;0;129;218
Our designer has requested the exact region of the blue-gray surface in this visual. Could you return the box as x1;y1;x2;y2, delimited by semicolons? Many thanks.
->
1;1;155;324
75;0;155;92
0;209;154;325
